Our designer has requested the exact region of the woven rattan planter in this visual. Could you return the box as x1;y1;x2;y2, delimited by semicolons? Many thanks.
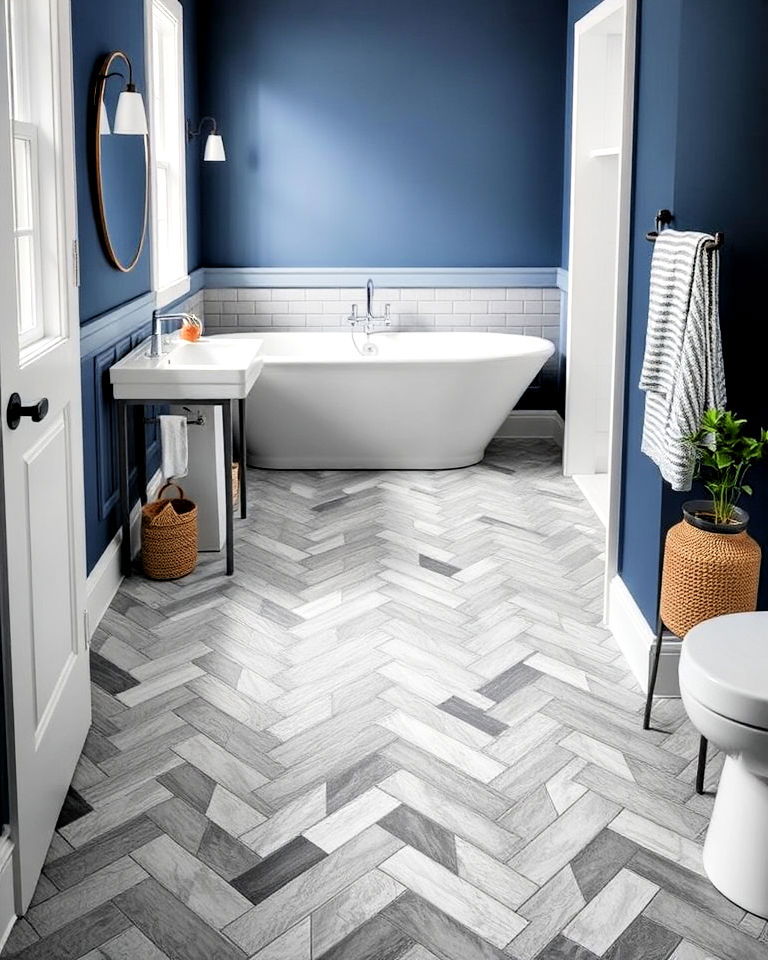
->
660;500;761;637
141;483;198;580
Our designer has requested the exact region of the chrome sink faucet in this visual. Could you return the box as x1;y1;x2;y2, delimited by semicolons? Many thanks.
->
148;311;195;357
348;279;391;335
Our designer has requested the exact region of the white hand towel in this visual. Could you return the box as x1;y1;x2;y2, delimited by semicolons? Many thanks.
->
160;414;188;479
639;229;726;491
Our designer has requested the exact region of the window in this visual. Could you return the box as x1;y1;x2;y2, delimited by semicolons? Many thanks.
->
147;0;188;306
12;126;44;345
9;0;69;351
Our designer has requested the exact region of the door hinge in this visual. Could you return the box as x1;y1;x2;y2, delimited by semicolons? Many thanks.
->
72;238;80;288
83;608;90;648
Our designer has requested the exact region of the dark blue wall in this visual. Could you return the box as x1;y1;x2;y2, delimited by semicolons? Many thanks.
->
560;0;603;267
617;0;682;623
73;0;201;572
618;0;768;623
72;0;152;324
198;0;567;268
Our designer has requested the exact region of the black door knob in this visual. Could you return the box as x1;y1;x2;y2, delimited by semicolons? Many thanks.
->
6;393;49;430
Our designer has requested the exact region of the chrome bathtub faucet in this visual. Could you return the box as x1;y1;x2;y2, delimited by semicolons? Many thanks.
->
347;278;391;335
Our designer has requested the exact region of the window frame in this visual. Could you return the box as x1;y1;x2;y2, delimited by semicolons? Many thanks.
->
12;121;45;348
8;0;74;358
145;0;189;308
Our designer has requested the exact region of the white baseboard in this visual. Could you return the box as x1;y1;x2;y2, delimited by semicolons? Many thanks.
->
85;470;162;638
496;410;564;446
607;575;681;697
0;831;16;954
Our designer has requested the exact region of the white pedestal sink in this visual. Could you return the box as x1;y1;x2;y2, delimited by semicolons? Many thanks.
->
109;336;264;400
108;334;264;578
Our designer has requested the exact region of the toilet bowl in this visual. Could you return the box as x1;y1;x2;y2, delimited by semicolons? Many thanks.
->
680;611;768;918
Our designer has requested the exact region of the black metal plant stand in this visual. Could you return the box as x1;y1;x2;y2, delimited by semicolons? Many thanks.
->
644;616;708;796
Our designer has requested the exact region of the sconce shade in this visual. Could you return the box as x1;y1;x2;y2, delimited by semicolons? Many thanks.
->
114;88;148;135
203;133;226;161
98;98;111;135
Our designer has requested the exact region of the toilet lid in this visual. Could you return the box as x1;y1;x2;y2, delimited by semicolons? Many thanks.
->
680;612;768;729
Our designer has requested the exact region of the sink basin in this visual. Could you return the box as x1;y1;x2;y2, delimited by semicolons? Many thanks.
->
110;336;264;400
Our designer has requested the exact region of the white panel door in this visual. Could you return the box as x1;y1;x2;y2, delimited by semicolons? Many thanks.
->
0;0;90;910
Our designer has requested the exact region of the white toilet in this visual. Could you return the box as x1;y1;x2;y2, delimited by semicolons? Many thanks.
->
680;611;768;918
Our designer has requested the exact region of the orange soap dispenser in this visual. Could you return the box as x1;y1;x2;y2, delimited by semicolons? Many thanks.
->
179;314;204;342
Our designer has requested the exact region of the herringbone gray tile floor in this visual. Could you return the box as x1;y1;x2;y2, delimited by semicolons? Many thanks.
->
4;440;767;960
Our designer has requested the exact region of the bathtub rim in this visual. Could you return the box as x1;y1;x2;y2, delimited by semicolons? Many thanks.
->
211;331;555;366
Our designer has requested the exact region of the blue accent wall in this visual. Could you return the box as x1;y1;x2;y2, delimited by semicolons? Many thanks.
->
560;0;603;267
198;0;567;268
73;0;201;572
618;0;768;623
72;0;152;325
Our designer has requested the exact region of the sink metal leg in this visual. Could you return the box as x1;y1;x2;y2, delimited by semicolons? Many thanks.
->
117;400;132;577
136;405;148;505
223;399;234;575
238;397;247;519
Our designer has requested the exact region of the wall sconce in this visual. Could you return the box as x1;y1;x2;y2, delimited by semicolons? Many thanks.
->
96;51;148;135
187;116;226;161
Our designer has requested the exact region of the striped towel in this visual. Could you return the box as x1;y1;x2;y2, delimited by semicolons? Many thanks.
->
639;230;726;491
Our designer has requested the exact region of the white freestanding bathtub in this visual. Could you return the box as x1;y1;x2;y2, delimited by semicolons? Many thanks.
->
215;331;554;469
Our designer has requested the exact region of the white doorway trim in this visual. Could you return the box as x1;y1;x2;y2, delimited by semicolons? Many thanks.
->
563;0;636;616
0;0;90;919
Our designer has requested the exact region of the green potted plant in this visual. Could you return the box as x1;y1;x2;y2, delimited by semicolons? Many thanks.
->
660;409;767;637
685;408;768;529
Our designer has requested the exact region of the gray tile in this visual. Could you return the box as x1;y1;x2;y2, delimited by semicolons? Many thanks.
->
603;916;681;960
477;663;539;703
574;765;707;840
10;903;130;960
383;891;509;960
224;825;402;955
196;822;262;881
380;740;510;821
101;926;171;960
231;836;326;904
510;792;620;886
14;440;740;960
437;697;508;737
1;919;38;956
132;834;251;929
418;555;460;578
644;890;767;960
379;805;457;872
113;877;244;960
317;913;413;960
534;936;599;960
90;653;140;697
629;848;745;926
157;762;216;814
146;797;208;855
327;754;398;815
27;857;147;937
570;828;638;903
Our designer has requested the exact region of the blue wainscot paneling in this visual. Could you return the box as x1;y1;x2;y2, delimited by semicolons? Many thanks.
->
81;294;162;573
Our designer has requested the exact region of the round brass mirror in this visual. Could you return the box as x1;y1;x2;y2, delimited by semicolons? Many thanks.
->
93;51;148;273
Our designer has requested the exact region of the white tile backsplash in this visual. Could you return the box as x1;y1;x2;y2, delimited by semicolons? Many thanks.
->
195;285;562;398
198;286;560;359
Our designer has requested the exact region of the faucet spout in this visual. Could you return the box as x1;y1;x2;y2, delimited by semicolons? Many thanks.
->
149;312;195;358
366;278;374;318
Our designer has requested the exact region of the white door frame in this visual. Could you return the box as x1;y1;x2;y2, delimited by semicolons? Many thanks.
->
0;0;88;927
563;0;636;611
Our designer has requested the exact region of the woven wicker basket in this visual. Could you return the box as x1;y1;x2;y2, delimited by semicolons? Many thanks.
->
141;482;198;580
660;501;761;637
